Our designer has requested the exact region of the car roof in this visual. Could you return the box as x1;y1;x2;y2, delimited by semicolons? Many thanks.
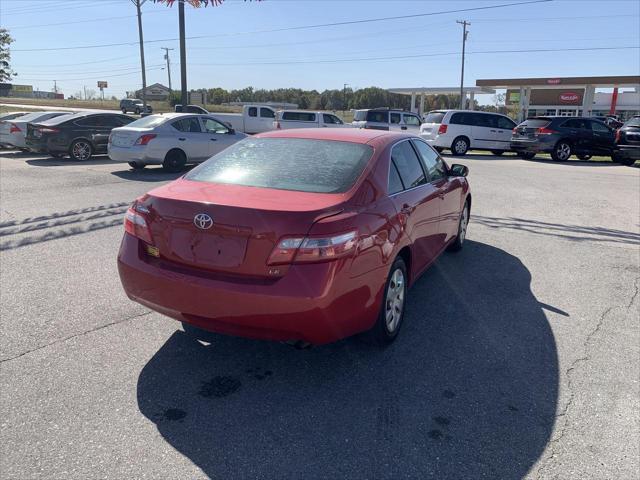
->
256;127;415;145
37;111;131;125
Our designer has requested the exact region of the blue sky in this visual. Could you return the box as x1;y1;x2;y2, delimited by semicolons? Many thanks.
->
1;0;639;103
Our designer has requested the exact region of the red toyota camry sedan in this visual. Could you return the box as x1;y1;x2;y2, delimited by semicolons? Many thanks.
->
117;128;471;345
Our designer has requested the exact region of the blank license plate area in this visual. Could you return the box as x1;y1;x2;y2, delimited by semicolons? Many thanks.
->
169;227;249;268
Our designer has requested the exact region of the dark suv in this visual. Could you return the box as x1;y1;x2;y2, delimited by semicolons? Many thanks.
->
511;116;615;161
26;112;134;160
120;99;152;114
612;115;640;166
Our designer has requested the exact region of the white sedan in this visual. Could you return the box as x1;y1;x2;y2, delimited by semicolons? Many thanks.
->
0;111;71;150
108;113;247;171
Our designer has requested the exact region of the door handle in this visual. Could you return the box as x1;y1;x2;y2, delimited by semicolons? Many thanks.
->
178;138;186;141
401;126;408;130
490;129;497;132
210;138;217;141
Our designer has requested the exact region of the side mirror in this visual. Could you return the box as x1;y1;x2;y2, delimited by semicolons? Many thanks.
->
227;127;235;135
450;164;468;177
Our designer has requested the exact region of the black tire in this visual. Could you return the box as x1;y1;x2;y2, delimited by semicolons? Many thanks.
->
128;161;145;169
551;140;572;162
434;147;444;153
451;136;470;156
181;322;219;343
134;107;140;115
490;150;504;156
447;200;469;252
18;147;30;153
163;149;187;172
612;152;636;166
369;257;408;345
519;151;536;160
121;108;127;114
50;152;65;159
577;154;592;161
69;139;93;161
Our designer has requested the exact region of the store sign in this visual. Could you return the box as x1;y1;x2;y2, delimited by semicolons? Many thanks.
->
12;84;33;93
547;78;561;85
97;81;108;89
559;92;580;103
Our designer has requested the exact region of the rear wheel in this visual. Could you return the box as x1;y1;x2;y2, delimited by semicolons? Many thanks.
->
451;136;469;156
577;154;592;161
434;147;444;153
134;107;141;115
447;201;469;252
551;141;572;162
490;150;504;156
612;151;636;166
163;149;187;172
128;161;145;170
369;257;407;345
519;151;536;160
69;139;93;161
121;108;127;114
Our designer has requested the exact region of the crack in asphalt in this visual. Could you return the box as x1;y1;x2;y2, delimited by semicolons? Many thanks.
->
535;276;640;479
0;310;152;364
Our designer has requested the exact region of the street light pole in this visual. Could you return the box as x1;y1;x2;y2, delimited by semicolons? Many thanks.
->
133;0;148;113
456;20;470;110
178;0;188;108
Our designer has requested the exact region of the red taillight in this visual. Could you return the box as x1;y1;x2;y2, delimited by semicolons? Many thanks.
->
437;124;448;135
512;127;518;135
9;123;21;134
267;231;357;265
275;121;281;129
536;127;557;135
38;127;60;134
123;203;153;244
134;134;157;146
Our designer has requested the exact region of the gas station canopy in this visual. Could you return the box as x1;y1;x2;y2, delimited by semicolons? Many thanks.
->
387;86;495;114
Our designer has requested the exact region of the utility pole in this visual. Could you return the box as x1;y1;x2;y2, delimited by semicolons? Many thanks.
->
133;0;148;113
53;80;57;94
343;83;349;116
83;85;87;101
178;0;188;108
161;47;174;93
456;20;470;110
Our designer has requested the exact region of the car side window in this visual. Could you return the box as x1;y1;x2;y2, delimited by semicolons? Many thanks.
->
391;140;427;189
590;121;610;133
403;114;421;126
412;140;447;181
248;107;257;117
390;113;401;124
202;118;229;134
366;111;388;123
260;108;275;118
323;114;342;124
450;112;470;125
473;113;496;128
75;116;100;127
171;117;202;133
497;116;516;130
563;118;588;130
388;162;404;195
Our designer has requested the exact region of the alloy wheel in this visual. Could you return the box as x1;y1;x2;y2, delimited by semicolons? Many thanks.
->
72;141;91;161
385;268;405;333
556;143;571;161
459;205;469;244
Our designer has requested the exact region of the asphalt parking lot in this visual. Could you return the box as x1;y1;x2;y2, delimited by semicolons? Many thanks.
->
1;151;638;479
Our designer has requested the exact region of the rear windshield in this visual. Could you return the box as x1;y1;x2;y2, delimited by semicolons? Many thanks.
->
125;116;166;128
366;111;388;123
624;117;640;127
353;110;367;121
186;138;373;193
282;112;316;122
424;111;446;124
518;119;551;128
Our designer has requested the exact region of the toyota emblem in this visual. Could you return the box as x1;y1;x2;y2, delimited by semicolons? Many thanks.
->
194;213;214;230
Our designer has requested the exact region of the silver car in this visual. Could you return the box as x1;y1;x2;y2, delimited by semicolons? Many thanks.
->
108;113;247;171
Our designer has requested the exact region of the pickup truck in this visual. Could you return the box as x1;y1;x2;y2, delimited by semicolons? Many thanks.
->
273;110;348;130
204;105;277;134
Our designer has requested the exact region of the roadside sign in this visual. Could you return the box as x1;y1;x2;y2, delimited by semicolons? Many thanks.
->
97;81;108;89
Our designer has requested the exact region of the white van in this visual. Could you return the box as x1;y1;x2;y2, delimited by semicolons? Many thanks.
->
352;108;422;133
273;110;347;130
420;110;517;155
209;105;277;134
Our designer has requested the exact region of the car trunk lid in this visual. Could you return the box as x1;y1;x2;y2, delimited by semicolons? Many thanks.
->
514;118;552;138
110;127;154;148
141;179;346;278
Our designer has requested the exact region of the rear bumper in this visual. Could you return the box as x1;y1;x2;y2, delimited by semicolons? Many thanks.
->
117;234;384;344
420;135;447;148
25;136;67;154
108;145;162;164
510;138;552;153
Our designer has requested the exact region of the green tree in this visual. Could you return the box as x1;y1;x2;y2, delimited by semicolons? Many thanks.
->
0;28;16;82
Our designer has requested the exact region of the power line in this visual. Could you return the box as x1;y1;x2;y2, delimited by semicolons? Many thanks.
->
0;0;126;16
185;45;640;66
10;0;552;52
15;66;165;82
6;10;168;30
